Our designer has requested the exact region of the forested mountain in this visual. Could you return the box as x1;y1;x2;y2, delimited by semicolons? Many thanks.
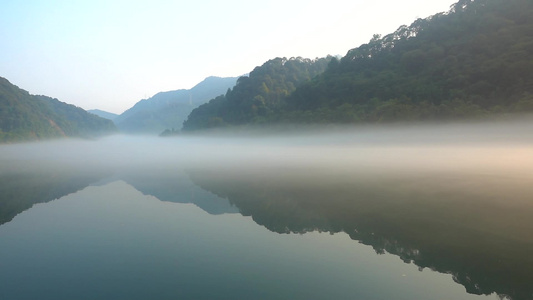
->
283;0;533;123
181;57;332;131
0;77;116;143
183;0;533;130
88;109;118;121
115;76;237;134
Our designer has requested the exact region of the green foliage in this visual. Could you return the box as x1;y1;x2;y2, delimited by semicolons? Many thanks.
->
0;77;116;143
182;57;332;131
285;0;533;123
184;0;533;130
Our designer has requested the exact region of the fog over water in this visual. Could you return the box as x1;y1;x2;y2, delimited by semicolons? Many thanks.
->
2;119;533;177
3;120;533;214
1;120;533;300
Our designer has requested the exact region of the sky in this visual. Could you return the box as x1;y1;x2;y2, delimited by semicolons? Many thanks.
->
1;0;456;114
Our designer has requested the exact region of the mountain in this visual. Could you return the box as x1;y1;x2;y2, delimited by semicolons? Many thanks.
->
183;0;533;130
88;109;118;121
114;76;238;134
182;56;332;131
283;0;533;123
0;77;117;143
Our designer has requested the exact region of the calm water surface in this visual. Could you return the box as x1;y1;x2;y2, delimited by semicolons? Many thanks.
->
1;123;532;300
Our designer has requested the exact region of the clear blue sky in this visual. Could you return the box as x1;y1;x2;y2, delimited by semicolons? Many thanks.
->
1;0;455;114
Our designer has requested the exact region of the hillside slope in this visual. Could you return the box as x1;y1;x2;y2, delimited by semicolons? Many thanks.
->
182;57;332;131
115;76;237;134
182;0;533;130
285;0;533;123
0;77;116;143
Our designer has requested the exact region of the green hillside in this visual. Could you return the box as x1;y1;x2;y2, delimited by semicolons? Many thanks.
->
284;0;533;123
0;77;116;143
182;0;533;130
182;57;332;131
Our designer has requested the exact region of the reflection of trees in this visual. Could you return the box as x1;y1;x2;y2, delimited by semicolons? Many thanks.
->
0;165;111;225
0;163;238;228
188;166;533;300
119;167;238;215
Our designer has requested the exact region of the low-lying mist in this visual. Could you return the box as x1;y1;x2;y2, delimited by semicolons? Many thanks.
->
2;120;533;177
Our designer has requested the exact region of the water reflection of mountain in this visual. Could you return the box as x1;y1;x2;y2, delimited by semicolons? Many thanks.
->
187;166;533;300
119;168;239;215
0;165;238;227
0;165;111;226
2;159;531;300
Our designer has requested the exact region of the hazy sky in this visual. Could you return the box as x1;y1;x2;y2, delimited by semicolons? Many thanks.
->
1;0;455;114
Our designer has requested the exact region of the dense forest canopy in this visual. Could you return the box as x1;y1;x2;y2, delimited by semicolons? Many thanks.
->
181;0;533;131
0;77;116;143
181;57;332;131
285;0;533;123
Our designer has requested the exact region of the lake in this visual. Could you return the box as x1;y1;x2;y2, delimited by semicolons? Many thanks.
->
1;122;532;300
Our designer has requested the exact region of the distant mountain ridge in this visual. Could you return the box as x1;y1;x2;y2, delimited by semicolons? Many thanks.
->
0;77;116;143
115;76;238;134
88;109;118;121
